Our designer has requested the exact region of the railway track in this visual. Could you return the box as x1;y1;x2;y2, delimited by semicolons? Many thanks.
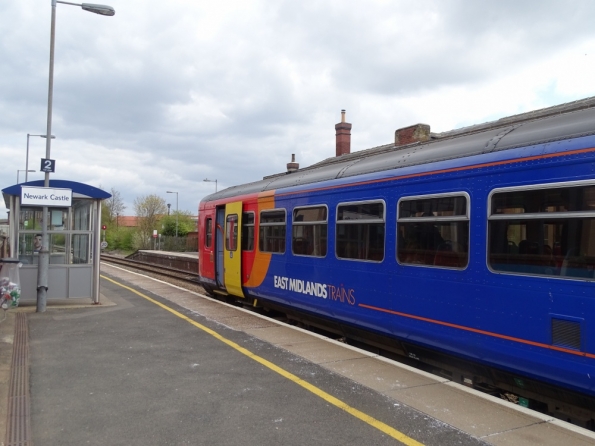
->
101;254;202;287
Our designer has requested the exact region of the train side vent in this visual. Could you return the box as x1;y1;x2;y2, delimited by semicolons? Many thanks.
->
551;318;581;350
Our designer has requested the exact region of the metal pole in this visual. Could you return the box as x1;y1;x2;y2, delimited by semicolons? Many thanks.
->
18;170;35;184
93;200;101;304
37;0;58;313
27;135;55;183
203;178;218;192
166;191;179;237
26;134;30;182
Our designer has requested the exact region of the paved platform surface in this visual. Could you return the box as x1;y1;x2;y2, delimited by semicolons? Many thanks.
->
1;263;595;445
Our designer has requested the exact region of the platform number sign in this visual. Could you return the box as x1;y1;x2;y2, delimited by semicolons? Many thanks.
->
40;158;56;173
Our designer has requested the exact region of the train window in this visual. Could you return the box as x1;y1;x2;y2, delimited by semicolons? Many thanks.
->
242;212;255;251
205;218;212;248
489;182;595;279
225;214;238;251
397;194;469;268
336;201;385;261
259;209;286;254
292;206;327;257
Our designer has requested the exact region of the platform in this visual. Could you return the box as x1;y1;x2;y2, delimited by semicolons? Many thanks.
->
1;263;594;445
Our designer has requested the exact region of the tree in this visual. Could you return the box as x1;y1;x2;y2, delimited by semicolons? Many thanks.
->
134;194;167;248
160;211;195;237
102;187;126;225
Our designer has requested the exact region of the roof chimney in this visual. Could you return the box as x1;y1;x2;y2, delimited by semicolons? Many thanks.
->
335;109;352;157
395;123;431;146
287;153;299;173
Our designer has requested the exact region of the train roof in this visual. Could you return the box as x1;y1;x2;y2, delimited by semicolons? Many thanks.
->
203;96;595;202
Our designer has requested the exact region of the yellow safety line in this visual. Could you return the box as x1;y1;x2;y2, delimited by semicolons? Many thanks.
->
101;275;425;446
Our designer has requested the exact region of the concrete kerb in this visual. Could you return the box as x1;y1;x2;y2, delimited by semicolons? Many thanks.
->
11;294;116;312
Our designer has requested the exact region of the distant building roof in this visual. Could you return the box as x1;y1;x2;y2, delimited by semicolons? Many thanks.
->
116;216;138;227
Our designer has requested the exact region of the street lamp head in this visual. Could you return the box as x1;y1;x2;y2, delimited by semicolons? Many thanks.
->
203;178;217;191
29;134;56;139
165;192;179;237
16;170;37;184
56;1;115;16
81;3;115;16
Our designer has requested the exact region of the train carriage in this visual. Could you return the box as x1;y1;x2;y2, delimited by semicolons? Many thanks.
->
198;98;595;428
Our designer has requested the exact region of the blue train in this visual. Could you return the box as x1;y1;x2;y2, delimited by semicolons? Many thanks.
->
198;98;595;427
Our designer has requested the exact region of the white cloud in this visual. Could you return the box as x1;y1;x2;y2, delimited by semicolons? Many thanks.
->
2;0;595;219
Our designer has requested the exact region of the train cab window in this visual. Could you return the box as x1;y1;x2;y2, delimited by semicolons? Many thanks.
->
336;201;385;261
292;206;327;257
488;182;595;279
205;218;212;248
259;209;286;253
242;212;255;251
397;194;469;268
225;214;238;251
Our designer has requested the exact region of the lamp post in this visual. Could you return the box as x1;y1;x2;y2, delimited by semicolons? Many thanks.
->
166;191;178;237
37;0;115;313
203;178;217;192
17;170;36;184
26;134;55;182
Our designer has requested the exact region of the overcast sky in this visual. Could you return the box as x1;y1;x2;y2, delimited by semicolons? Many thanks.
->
2;0;595;219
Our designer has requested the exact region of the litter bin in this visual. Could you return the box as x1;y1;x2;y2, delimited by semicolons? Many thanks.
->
0;258;22;309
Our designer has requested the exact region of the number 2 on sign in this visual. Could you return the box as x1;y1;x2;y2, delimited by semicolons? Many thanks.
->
40;159;56;173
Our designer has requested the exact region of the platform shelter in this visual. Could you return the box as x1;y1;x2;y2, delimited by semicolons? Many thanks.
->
2;180;110;303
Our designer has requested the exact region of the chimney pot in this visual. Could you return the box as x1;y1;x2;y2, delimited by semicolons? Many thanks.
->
335;110;352;157
287;153;299;173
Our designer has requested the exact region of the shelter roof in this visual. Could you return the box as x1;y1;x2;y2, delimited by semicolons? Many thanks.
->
3;179;111;208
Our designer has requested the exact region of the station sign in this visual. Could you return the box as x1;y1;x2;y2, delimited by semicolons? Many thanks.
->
40;158;56;173
21;186;72;207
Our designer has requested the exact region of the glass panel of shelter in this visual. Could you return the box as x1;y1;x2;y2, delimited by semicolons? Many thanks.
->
17;200;95;265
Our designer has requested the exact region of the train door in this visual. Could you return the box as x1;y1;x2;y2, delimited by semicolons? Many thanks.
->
215;207;225;287
224;202;245;298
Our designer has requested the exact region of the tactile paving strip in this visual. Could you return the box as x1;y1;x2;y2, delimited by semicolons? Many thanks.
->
5;312;31;446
